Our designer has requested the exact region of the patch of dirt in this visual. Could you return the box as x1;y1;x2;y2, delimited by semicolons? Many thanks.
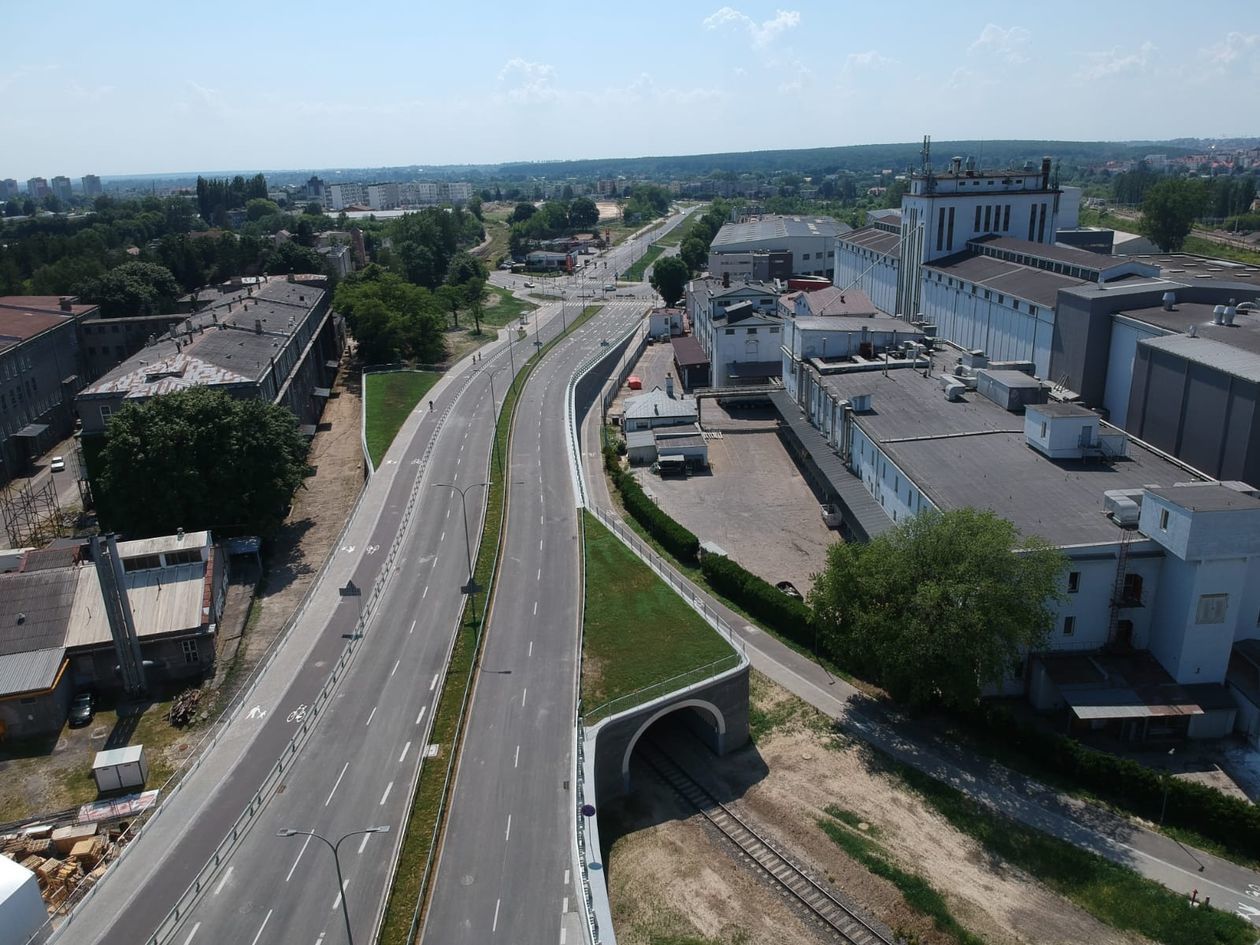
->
604;672;1140;945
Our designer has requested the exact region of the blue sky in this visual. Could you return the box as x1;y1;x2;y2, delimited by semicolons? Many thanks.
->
3;1;1257;178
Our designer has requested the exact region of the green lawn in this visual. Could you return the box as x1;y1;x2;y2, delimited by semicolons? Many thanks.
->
364;371;440;467
622;244;665;282
892;762;1254;945
582;511;736;722
481;284;537;328
1183;235;1260;267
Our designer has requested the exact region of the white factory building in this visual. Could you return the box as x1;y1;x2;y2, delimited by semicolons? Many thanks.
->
775;337;1260;742
708;214;849;281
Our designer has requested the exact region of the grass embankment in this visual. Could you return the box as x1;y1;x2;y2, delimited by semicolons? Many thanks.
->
378;304;604;945
582;511;736;723
622;244;665;282
481;284;537;328
1183;235;1260;267
888;760;1255;945
818;806;983;945
364;371;440;467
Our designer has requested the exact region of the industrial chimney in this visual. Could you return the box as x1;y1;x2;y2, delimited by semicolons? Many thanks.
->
1041;157;1052;189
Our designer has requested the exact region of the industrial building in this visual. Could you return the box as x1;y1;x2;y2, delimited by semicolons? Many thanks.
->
621;383;698;433
708;214;848;281
75;276;341;437
686;277;782;388
0;296;97;483
0;530;226;740
777;338;1260;742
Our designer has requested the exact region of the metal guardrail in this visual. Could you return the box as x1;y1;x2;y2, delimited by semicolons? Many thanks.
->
44;367;482;945
582;655;743;726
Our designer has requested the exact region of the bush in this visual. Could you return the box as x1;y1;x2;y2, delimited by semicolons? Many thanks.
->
604;446;700;562
700;554;814;648
961;702;1260;861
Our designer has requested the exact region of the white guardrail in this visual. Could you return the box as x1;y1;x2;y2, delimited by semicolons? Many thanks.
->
46;365;482;945
564;312;748;945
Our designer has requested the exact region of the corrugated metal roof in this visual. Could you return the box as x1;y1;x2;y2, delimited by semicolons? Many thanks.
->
623;389;698;422
115;531;209;559
0;647;65;697
1140;333;1260;384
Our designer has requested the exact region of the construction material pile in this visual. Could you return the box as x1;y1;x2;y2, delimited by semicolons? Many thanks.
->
0;821;130;913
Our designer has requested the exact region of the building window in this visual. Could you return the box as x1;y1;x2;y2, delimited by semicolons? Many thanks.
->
1195;594;1229;625
974;206;982;231
181;639;200;664
1063;616;1076;636
1159;508;1169;530
725;328;735;335
1068;571;1080;593
100;405;112;423
123;554;162;572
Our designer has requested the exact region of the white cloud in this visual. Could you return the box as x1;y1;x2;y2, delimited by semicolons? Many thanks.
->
1202;31;1260;66
497;58;558;104
1077;41;1155;80
844;50;896;72
967;24;1031;64
702;7;800;48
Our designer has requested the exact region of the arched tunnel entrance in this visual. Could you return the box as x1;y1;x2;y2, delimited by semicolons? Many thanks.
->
620;699;726;794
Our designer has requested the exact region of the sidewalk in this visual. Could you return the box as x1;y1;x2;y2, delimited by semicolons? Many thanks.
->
578;390;1260;927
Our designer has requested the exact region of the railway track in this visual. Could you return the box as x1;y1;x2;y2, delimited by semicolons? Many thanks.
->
639;741;898;945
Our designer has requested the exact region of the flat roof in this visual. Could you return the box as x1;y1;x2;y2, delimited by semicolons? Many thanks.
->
93;745;144;768
711;215;846;249
1147;483;1260;512
1027;401;1096;418
0;308;73;354
821;367;1206;546
838;226;901;259
1121;301;1260;357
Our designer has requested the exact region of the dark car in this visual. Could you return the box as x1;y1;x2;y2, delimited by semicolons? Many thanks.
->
776;580;803;601
68;692;94;727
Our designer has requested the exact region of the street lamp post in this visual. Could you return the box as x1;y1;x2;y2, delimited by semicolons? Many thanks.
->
435;481;487;595
276;825;390;945
485;370;503;479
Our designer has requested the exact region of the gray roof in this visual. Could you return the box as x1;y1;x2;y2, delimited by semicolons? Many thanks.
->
821;367;1206;546
0;647;65;698
924;251;1086;308
623;388;698;421
0;569;77;656
838;226;901;259
1147;484;1260;512
711;215;848;249
1121;300;1260;356
1139;333;1260;383
1027;401;1096;418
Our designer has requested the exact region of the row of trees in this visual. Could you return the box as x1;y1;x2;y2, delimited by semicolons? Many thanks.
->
507;197;599;258
647;200;733;306
195;174;269;226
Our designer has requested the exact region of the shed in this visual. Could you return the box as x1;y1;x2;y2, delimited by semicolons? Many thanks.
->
0;855;47;945
92;745;149;792
626;429;657;465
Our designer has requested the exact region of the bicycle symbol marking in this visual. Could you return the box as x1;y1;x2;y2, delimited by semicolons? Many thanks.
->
286;704;308;724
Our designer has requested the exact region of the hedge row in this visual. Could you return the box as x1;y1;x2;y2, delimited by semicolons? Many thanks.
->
603;446;700;562
964;703;1260;861
700;552;815;650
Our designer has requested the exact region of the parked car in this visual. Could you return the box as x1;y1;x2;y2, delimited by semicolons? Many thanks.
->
522;281;536;288
49;456;65;473
68;692;94;727
775;580;803;600
604;283;616;291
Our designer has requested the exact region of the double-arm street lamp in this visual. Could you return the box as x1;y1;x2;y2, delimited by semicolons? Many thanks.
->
435;481;487;595
276;825;390;945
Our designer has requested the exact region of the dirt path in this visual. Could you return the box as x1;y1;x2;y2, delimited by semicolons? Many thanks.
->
603;672;1144;945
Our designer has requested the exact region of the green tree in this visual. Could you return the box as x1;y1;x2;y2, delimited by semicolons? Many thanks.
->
335;265;446;363
304;201;324;216
809;508;1065;710
511;202;537;224
462;276;485;334
436;284;463;329
246;198;281;221
1141;179;1206;251
76;261;182;317
95;387;309;537
649;255;690;307
679;235;709;272
567;196;599;230
445;251;487;287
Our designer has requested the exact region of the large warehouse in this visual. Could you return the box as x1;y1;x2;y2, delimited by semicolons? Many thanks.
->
708;214;849;281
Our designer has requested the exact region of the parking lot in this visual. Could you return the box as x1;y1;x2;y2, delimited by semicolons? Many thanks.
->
616;341;838;595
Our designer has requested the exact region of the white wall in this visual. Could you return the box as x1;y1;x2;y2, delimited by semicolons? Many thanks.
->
922;273;1055;377
834;240;898;315
1104;318;1163;425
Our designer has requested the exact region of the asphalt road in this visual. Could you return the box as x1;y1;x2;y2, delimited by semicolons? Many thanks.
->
421;299;653;945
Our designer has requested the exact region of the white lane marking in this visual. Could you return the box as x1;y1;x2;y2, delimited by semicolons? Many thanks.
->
446;506;451;519
409;619;416;634
540;514;544;525
521;688;527;708
399;741;411;763
430;673;440;691
391;659;400;677
539;538;543;550
285;833;312;882
533;601;538;615
456;457;461;466
332;878;348;911
416;705;427;725
537;568;541;581
493;898;501;933
423;585;428;599
366;706;377;726
182;921;201;945
213;865;233;896
440;530;446;542
563;869;570;885
560;928;567;945
562;896;569;913
358;831;372;855
528;640;533;657
325;762;350;806
380;780;394;805
505;814;512;843
249;909;273;945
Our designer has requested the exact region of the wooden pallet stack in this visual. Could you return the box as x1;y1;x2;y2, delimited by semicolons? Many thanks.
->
1;821;124;912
